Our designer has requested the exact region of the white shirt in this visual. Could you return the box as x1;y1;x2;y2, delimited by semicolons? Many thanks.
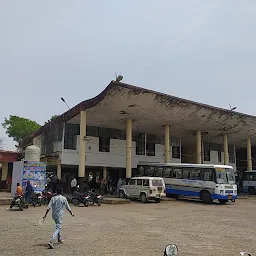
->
71;178;77;188
47;194;71;220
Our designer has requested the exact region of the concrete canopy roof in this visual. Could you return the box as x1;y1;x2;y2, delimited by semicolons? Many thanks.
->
21;81;256;148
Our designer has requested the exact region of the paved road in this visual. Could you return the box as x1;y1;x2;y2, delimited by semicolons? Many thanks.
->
0;198;255;256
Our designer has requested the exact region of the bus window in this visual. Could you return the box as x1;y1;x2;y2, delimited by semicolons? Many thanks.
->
143;179;149;186
138;166;145;176
163;167;171;178
173;168;182;179
182;168;190;179
202;169;213;181
155;167;163;177
190;169;201;180
147;166;155;177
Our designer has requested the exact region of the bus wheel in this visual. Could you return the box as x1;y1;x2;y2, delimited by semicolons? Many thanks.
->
200;191;212;203
248;187;256;195
218;199;228;204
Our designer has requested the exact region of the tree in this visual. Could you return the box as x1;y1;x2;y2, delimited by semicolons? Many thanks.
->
51;115;58;120
2;115;41;142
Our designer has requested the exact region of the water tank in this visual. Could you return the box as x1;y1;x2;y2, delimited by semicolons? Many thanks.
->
24;145;41;162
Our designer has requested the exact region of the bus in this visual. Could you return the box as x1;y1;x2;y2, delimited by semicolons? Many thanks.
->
243;171;256;195
135;162;237;204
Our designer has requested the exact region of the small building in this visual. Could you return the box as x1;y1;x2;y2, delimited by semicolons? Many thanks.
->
20;81;256;191
0;150;22;191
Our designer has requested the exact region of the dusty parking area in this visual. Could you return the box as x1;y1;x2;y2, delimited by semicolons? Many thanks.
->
0;198;255;256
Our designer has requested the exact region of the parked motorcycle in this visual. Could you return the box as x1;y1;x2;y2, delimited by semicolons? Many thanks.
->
71;185;87;206
41;186;56;205
163;244;251;256
10;196;28;211
83;189;103;207
31;192;42;206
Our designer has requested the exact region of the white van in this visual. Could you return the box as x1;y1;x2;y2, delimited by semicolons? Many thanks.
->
119;177;166;203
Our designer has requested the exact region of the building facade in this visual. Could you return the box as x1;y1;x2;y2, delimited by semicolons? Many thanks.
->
20;81;256;191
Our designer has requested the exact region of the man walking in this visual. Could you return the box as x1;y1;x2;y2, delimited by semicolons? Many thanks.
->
25;180;35;207
70;176;77;194
43;187;74;249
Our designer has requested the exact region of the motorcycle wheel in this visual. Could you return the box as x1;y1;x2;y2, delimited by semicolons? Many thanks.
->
97;199;102;206
83;200;89;207
71;198;80;206
38;200;42;206
42;198;49;205
19;204;23;211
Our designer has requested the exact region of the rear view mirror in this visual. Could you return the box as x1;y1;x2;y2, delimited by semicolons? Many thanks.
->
164;244;178;256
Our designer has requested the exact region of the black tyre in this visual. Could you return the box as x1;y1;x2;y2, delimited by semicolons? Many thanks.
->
42;198;49;205
248;187;256;195
19;204;23;211
71;198;80;206
119;190;126;199
218;199;228;204
140;193;148;203
200;191;212;203
97;199;102;206
84;200;89;207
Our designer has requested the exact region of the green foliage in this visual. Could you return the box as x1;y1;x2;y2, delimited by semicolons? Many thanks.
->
1;115;41;142
51;115;58;120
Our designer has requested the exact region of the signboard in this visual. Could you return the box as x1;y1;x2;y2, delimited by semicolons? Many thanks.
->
22;161;46;193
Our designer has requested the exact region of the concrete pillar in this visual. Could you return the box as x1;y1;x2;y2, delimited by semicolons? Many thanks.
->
247;138;252;171
57;158;61;180
1;162;8;181
223;134;229;165
103;167;107;180
196;131;201;164
126;118;132;178
78;110;86;189
164;125;170;163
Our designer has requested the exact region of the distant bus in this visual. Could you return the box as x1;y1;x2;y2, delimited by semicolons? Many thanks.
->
243;171;256;195
136;162;237;204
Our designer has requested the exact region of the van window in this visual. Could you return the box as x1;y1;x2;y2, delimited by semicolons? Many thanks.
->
137;179;142;185
129;179;136;185
152;179;163;186
143;180;149;186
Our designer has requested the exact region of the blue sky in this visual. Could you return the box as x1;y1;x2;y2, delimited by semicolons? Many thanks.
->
1;1;256;150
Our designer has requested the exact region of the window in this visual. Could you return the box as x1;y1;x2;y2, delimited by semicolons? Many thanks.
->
87;126;99;137
163;167;172;178
172;146;180;159
172;168;182;179
99;137;110;152
137;179;142;185
64;123;79;150
138;166;145;176
152;179;163;186
203;169;213;181
146;134;156;156
204;148;210;161
134;133;145;155
182;168;190;179
155;167;163;177
147;166;155;176
229;153;235;163
218;150;222;162
143;179;149;186
129;179;136;185
190;169;201;180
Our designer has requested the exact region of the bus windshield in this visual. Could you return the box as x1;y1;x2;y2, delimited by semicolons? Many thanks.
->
215;168;235;184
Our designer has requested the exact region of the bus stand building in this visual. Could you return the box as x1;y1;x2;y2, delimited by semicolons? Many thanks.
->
19;81;256;192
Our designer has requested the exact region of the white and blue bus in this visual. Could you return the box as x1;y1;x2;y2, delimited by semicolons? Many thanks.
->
135;162;237;204
243;171;256;195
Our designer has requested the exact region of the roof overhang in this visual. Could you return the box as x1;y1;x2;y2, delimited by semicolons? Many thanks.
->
21;81;256;148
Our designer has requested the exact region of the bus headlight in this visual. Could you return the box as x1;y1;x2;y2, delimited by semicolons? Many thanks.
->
220;190;224;194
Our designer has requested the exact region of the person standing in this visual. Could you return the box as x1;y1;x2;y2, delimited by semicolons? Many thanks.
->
25;180;35;207
51;173;59;193
43;187;74;249
70;176;77;194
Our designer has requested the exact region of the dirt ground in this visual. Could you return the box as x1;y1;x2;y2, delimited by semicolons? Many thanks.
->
0;198;255;256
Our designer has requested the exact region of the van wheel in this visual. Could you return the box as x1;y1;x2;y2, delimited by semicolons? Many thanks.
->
119;190;126;199
248;187;256;195
200;191;212;203
140;193;148;203
155;198;161;203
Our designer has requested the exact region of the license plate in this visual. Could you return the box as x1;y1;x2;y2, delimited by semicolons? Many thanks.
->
228;194;232;200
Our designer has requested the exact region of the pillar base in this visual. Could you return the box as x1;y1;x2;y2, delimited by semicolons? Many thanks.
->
78;177;85;192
